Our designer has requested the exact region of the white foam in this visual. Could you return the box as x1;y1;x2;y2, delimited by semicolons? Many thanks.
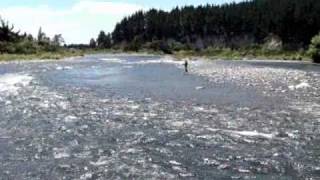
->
123;65;133;69
100;58;124;63
129;104;140;110
80;172;93;180
122;148;142;154
90;157;108;166
238;169;251;173
39;101;50;108
230;130;274;139
195;86;204;90
193;107;219;113
171;120;193;127
64;115;78;123
56;66;73;70
57;101;68;110
127;56;182;65
64;66;73;70
295;82;310;89
171;121;185;127
53;148;70;159
289;82;311;90
207;128;274;139
169;160;182;166
0;74;33;94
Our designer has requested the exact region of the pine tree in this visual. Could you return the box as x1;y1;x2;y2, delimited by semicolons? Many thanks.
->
97;31;112;48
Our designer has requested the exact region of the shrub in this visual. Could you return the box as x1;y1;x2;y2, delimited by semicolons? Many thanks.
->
308;33;320;63
169;41;189;51
144;40;172;54
263;34;283;51
15;40;39;54
124;36;143;52
0;40;44;54
144;40;161;51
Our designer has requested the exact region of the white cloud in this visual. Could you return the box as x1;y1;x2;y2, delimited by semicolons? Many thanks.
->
72;1;144;15
0;1;145;44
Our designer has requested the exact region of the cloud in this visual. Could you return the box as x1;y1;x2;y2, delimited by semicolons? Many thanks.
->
0;1;145;44
72;1;144;15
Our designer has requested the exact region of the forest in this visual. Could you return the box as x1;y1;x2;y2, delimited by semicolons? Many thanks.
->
107;0;320;60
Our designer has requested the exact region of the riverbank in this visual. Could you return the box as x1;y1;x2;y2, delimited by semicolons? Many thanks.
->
0;50;85;62
0;47;313;63
87;48;312;62
173;48;310;62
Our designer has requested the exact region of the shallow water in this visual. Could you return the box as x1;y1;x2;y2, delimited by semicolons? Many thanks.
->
0;55;319;179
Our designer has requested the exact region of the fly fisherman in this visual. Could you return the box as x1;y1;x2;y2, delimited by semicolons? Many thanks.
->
184;60;189;73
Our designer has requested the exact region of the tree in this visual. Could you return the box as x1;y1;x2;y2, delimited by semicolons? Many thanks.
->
37;27;51;46
0;18;20;42
26;34;34;41
89;38;97;48
125;35;143;51
52;34;65;46
110;0;320;50
97;31;111;48
37;27;45;43
308;33;320;63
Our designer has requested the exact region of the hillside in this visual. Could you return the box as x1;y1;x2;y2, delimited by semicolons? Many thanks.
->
109;0;320;53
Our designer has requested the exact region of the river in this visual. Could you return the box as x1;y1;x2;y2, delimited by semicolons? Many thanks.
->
0;54;319;179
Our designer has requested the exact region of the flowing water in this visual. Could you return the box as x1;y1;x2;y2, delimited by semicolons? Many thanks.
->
0;54;319;179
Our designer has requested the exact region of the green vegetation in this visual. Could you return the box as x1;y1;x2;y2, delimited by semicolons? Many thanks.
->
97;31;112;49
91;0;319;62
174;48;307;61
111;0;320;48
2;0;318;62
308;33;320;63
0;18;84;61
0;51;84;62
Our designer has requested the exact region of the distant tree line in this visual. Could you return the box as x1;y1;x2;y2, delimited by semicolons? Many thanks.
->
106;0;320;52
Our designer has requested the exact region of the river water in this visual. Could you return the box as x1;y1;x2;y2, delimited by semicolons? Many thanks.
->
0;54;319;179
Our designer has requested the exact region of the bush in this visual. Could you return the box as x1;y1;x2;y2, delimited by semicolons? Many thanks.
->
124;36;143;52
15;40;39;54
168;41;189;51
144;40;172;54
308;33;320;63
0;39;43;54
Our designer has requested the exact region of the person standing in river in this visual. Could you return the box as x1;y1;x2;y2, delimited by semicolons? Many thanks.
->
184;60;189;73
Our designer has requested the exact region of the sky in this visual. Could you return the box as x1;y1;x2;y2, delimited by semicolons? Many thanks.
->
0;0;243;44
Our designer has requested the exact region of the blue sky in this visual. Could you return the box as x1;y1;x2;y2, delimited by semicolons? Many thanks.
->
0;0;243;44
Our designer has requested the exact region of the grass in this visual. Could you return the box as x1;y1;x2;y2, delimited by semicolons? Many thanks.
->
85;47;311;62
96;46;310;62
0;50;85;62
0;47;312;63
0;48;161;62
83;48;164;56
173;48;310;61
